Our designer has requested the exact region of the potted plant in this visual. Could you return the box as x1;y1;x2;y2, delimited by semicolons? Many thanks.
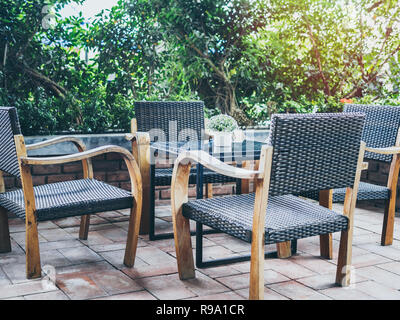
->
206;114;241;147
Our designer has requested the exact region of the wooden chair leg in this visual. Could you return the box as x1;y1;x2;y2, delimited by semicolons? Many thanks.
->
337;143;365;287
79;215;90;240
205;183;213;198
381;149;400;246
0;207;11;253
249;146;273;300
249;239;265;300
381;198;395;246
335;229;352;286
241;161;251;194
124;200;142;267
25;215;41;279
320;234;333;259
276;241;292;259
319;190;333;259
173;213;195;280
172;163;195;280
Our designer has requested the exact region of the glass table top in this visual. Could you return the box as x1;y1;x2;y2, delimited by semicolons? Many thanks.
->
150;139;266;162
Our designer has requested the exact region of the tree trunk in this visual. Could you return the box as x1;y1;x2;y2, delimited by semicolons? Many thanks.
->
224;81;251;126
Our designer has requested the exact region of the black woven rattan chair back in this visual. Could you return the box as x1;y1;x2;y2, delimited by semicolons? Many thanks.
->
134;101;205;142
268;113;365;196
0;107;22;177
344;104;400;163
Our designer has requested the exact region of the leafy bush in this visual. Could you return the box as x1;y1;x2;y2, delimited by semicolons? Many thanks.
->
352;93;400;106
206;114;239;132
1;0;398;135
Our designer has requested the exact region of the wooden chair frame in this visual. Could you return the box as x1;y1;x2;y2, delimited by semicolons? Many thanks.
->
0;135;142;279
320;127;400;257
171;142;366;300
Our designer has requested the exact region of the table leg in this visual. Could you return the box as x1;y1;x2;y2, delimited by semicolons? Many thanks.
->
196;163;204;199
148;164;156;240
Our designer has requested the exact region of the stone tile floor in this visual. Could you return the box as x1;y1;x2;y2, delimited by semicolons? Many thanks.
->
1;201;400;300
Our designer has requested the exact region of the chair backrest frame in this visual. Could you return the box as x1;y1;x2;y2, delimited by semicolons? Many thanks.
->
0;107;23;178
134;101;206;142
344;104;400;163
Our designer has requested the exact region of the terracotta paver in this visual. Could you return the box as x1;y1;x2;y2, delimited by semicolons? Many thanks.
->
23;290;70;300
319;286;375;300
235;287;289;300
88;270;143;295
187;291;245;300
268;280;331;300
354;281;400;300
56;274;107;300
58;246;103;264
93;290;156;300
376;261;400;276
216;270;289;290
122;263;178;279
0;203;399;300
135;274;197;300
0;268;11;286
0;280;57;299
99;249;148;269
356;266;400;290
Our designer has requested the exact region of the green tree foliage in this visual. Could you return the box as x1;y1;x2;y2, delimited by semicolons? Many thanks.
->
152;0;271;125
264;0;400;108
0;0;399;134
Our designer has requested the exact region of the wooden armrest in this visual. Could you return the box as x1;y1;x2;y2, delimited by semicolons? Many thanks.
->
174;150;260;180
26;136;86;152
20;145;135;166
20;145;141;200
365;146;400;155
125;132;150;144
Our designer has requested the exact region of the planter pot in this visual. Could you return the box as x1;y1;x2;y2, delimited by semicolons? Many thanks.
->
212;131;233;147
232;129;245;142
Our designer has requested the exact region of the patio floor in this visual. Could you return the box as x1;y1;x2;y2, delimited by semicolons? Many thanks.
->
1;201;400;300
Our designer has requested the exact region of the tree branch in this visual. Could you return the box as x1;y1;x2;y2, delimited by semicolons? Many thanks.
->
304;17;331;96
16;61;67;99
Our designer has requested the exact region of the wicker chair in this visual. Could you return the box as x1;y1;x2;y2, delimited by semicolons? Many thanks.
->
0;107;142;279
301;104;400;248
125;101;239;240
171;113;366;300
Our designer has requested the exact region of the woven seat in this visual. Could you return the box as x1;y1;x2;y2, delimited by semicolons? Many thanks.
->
300;182;390;203
0;179;133;222
183;193;349;244
155;167;237;186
